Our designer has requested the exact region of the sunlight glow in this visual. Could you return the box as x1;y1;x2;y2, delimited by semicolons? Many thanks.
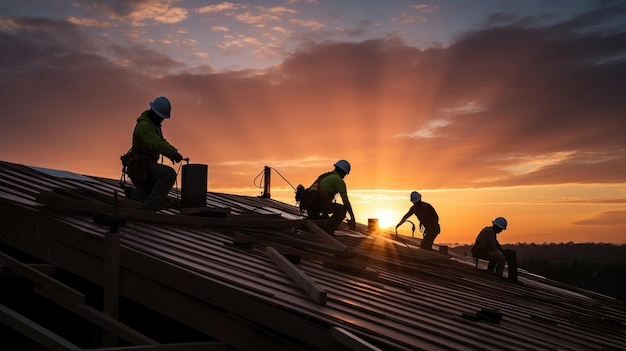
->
372;209;397;229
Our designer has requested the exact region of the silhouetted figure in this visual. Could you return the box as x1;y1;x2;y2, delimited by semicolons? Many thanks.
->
124;96;184;211
300;160;356;234
396;191;440;250
471;217;517;281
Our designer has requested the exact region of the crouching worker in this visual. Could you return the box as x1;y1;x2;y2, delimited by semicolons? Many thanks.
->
124;96;185;211
300;160;356;234
396;191;440;250
471;217;518;281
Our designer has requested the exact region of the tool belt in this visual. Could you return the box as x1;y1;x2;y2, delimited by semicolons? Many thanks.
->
122;148;153;182
300;172;335;216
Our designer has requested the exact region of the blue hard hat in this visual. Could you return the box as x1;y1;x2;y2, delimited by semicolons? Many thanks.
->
334;160;351;175
410;191;422;203
149;96;171;119
493;217;508;230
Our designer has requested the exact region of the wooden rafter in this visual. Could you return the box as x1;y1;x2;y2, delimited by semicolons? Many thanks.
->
265;246;328;305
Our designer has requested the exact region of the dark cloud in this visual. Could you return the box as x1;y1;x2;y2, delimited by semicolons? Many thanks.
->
572;209;626;226
0;4;625;190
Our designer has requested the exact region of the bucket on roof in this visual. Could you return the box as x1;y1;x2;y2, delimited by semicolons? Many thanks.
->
181;164;208;208
368;218;378;232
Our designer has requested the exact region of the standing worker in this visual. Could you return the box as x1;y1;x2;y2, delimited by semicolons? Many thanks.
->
396;191;440;250
471;217;518;280
124;96;185;211
300;160;356;234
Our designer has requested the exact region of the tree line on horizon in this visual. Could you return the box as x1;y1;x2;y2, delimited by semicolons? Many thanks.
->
450;243;626;301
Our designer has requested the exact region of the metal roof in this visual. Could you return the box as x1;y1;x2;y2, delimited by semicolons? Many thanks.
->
0;160;625;351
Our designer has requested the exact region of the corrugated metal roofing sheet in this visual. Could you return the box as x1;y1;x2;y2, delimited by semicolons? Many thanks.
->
1;160;625;351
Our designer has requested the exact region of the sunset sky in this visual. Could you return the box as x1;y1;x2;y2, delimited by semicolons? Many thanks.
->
1;0;625;245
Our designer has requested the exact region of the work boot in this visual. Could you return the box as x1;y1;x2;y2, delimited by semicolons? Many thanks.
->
142;198;171;212
123;186;142;202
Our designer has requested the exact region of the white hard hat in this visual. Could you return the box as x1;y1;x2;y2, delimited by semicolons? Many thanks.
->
410;191;422;203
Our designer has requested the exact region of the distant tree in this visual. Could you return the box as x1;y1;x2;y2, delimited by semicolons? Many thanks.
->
449;243;626;300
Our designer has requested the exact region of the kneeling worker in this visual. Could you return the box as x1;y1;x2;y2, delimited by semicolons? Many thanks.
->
471;217;518;280
124;96;185;211
300;160;356;234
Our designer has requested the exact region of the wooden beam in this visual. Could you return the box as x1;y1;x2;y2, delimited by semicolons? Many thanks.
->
232;231;346;254
103;230;121;346
35;287;158;346
88;341;228;350
0;250;85;304
305;220;348;252
0;302;82;351
36;192;306;229
119;263;317;351
1;243;157;346
178;207;230;217
331;327;383;351
0;203;345;351
234;234;370;273
0;263;58;276
265;246;327;305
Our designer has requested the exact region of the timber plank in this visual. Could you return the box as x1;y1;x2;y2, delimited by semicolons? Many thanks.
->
0;303;82;351
88;342;228;350
36;191;307;228
34;287;158;346
0;250;85;305
265;246;328;305
331;327;383;351
305;220;348;252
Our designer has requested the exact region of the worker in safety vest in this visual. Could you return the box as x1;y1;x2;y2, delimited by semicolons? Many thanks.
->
124;96;184;211
396;191;440;250
301;160;356;234
471;217;518;280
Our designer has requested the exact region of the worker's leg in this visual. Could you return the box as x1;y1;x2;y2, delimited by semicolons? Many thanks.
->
143;163;176;210
127;162;151;202
420;233;435;250
419;225;440;250
324;203;346;234
303;192;323;219
503;249;518;281
487;251;507;276
129;177;151;203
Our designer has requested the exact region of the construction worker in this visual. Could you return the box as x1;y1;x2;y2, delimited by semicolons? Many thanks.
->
396;191;440;250
301;160;356;234
124;96;184;211
471;217;518;280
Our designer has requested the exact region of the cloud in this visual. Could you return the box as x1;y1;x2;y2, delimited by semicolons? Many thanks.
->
572;209;626;226
0;3;625;192
196;3;245;14
66;16;112;28
75;1;189;26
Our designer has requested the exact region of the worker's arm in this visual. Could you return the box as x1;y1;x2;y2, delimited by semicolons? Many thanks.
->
495;240;504;252
338;190;356;229
345;199;356;229
396;206;415;227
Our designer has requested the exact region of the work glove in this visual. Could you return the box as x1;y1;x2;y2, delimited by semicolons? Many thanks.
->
171;152;184;163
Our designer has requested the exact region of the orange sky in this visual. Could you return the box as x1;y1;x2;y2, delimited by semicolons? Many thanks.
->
0;1;625;244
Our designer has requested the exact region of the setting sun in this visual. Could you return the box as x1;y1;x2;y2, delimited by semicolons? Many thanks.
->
370;209;397;229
